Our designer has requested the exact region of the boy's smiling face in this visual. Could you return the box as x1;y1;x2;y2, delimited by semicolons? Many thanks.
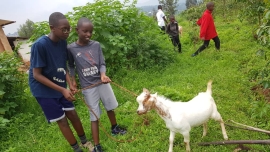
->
76;22;93;44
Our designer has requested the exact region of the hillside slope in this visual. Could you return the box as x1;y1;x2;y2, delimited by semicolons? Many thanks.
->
1;3;270;152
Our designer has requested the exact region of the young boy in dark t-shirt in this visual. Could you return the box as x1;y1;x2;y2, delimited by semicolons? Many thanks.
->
29;12;93;152
166;15;182;53
67;17;127;152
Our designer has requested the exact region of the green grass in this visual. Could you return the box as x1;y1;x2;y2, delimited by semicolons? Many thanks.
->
1;12;270;152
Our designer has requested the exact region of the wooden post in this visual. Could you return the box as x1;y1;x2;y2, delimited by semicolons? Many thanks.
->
198;140;270;146
0;27;13;53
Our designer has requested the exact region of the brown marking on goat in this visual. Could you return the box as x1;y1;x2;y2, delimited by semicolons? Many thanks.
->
143;96;155;110
143;95;171;119
153;101;171;119
142;93;151;105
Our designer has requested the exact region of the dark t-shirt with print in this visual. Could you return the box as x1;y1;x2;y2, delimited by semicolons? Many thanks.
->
29;36;67;98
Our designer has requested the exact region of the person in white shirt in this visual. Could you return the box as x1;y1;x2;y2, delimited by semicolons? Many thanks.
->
156;5;168;32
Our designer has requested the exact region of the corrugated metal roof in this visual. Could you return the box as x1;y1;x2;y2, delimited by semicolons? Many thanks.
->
0;19;16;26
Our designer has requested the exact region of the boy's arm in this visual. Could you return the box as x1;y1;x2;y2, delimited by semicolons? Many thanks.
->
166;24;170;34
200;15;210;40
101;72;111;83
67;46;78;92
66;69;77;94
161;12;168;24
98;44;111;83
176;22;179;33
33;67;75;101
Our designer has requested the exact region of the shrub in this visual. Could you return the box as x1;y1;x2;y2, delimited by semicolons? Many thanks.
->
0;52;27;129
257;9;270;48
29;0;175;76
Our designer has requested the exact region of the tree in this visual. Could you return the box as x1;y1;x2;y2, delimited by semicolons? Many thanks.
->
158;0;179;15
17;19;34;38
186;0;197;9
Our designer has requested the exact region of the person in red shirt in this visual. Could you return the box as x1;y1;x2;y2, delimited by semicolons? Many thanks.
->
191;2;220;57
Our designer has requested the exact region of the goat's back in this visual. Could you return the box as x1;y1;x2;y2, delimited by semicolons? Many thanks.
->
168;92;217;127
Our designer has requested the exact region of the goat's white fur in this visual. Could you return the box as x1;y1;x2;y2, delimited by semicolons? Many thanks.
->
136;80;228;152
178;26;183;35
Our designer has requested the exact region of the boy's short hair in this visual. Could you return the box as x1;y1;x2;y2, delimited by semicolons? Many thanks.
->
158;5;162;9
49;12;66;26
77;17;93;28
169;15;175;19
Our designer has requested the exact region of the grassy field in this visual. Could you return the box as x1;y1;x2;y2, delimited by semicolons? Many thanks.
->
1;10;270;152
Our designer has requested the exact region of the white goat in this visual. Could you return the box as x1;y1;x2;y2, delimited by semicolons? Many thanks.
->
136;80;228;152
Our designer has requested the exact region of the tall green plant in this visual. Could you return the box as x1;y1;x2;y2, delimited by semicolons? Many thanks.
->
257;9;270;48
0;52;26;129
236;0;265;24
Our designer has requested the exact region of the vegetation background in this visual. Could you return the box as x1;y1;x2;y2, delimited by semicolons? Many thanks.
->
1;0;270;152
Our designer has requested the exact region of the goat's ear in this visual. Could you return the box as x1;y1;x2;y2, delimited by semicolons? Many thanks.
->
153;92;157;97
143;88;149;94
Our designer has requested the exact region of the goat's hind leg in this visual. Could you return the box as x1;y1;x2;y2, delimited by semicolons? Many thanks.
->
168;131;175;152
219;118;228;140
212;111;228;140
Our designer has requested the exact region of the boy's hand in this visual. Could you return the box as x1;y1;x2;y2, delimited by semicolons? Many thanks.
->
69;81;78;95
101;75;111;84
62;89;76;101
69;86;78;95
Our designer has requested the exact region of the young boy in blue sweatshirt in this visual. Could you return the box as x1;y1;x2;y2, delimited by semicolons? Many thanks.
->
67;17;127;152
29;12;93;152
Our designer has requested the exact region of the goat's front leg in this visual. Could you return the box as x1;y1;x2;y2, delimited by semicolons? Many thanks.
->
182;131;191;152
168;131;175;152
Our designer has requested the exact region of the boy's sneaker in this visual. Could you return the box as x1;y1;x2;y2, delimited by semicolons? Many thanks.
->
191;53;197;57
81;141;94;151
111;125;127;136
92;144;103;152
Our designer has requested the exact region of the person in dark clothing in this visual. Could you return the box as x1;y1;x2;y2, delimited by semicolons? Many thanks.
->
166;15;182;53
191;2;220;57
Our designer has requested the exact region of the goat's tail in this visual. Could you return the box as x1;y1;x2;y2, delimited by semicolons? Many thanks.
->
206;80;213;95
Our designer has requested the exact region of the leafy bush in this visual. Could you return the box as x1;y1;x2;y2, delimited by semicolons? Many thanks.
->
29;0;175;75
247;50;270;88
236;0;266;24
257;9;270;48
0;52;26;129
28;21;50;43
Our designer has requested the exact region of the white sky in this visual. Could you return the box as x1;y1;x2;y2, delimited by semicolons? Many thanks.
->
2;0;180;34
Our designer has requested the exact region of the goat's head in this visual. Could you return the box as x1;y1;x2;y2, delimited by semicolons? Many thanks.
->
136;88;157;115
